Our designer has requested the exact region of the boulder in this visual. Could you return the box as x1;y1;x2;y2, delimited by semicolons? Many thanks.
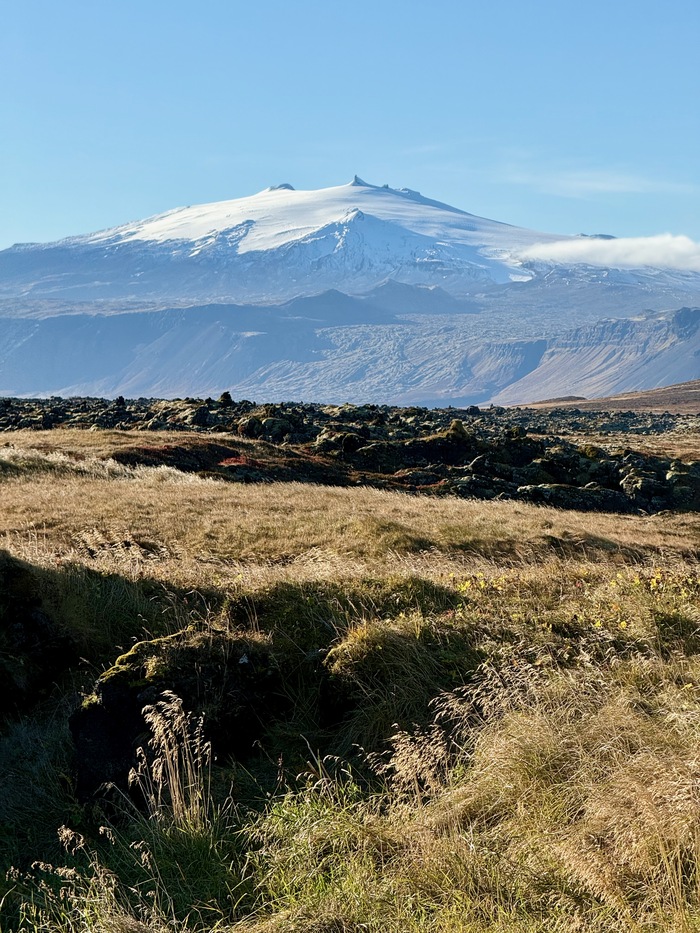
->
237;416;263;438
392;468;444;487
339;432;366;455
516;483;634;513
450;475;519;500
514;459;560;486
185;405;213;427
666;465;700;510
619;469;669;509
261;417;292;442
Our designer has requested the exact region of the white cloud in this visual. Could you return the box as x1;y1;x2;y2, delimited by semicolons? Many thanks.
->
519;234;700;272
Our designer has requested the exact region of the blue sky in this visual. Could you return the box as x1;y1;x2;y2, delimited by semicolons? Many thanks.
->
2;0;699;249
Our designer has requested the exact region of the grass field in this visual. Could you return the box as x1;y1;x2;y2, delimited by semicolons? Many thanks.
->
2;431;700;932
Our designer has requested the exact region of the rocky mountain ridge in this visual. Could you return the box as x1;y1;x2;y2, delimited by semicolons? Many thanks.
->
1;303;698;406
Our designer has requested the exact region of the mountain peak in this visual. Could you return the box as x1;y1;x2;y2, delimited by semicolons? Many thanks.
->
349;175;371;187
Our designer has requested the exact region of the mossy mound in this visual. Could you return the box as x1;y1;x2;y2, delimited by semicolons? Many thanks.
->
69;628;284;800
69;577;472;801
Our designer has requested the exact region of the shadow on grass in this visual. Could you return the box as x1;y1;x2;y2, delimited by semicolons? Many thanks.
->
0;548;221;683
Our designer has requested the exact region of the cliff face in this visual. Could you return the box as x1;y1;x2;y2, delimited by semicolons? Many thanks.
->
493;308;700;405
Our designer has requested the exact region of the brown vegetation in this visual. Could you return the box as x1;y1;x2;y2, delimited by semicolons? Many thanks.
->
527;378;700;413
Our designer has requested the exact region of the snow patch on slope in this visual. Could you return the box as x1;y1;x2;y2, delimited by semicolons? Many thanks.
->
4;179;700;313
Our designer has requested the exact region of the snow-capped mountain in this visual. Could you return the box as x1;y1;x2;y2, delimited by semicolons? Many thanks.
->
0;177;562;307
1;178;700;403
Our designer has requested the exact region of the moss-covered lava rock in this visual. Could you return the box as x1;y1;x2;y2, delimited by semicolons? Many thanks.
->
69;628;285;800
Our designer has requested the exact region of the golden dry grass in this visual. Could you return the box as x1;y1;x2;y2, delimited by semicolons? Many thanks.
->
4;432;700;933
1;426;200;458
2;442;699;675
4;421;699;463
2;457;700;615
2;445;699;559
